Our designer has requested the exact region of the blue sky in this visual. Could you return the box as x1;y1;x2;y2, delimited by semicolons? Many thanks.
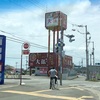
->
90;0;100;4
0;0;99;11
0;0;100;68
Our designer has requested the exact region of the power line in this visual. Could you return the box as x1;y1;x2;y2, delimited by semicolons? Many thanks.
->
9;0;46;15
6;56;21;59
27;0;46;11
0;29;49;50
1;1;98;65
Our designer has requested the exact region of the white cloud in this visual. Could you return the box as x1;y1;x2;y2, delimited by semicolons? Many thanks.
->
70;0;91;15
0;0;100;67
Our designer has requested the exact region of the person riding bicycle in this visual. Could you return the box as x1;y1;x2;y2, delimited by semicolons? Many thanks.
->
48;67;58;89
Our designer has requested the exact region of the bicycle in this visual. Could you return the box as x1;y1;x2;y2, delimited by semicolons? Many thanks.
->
51;78;59;90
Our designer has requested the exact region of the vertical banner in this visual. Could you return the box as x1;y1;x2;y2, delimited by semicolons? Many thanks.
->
0;35;6;85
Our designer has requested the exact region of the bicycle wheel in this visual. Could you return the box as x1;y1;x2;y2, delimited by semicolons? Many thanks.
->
55;80;59;90
51;79;55;90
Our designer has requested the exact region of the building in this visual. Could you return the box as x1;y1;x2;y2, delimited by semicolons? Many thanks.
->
29;52;73;76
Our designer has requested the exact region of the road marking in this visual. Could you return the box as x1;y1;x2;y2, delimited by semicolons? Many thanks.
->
0;85;18;89
34;87;84;93
78;96;94;100
60;87;84;91
1;86;94;100
30;86;84;93
34;89;51;93
1;90;94;100
1;90;78;100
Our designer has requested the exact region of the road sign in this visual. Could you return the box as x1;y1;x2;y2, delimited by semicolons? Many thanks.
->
23;43;29;49
22;50;30;55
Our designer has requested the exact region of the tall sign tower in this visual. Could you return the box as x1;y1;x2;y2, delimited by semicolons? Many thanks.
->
45;11;67;72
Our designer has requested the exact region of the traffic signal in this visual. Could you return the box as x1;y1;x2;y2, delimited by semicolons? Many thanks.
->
56;46;59;53
69;38;75;42
61;42;65;46
65;34;75;42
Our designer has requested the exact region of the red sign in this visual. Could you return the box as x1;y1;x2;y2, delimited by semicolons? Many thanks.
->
24;43;29;49
45;11;67;31
29;53;56;67
22;50;30;55
39;67;48;74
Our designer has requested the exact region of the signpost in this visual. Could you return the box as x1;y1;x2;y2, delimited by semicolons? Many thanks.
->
20;42;30;85
0;35;6;85
22;42;30;55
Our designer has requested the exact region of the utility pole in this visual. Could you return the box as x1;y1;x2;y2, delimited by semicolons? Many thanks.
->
85;25;89;80
72;24;90;80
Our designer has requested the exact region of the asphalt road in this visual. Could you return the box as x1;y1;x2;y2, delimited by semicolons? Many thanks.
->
0;75;100;100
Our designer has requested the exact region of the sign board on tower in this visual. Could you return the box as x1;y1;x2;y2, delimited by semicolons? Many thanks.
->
45;11;67;31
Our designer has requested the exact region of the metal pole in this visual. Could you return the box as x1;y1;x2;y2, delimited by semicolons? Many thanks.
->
48;30;50;73
53;28;55;52
59;40;62;85
81;58;83;67
92;41;95;65
16;62;18;69
48;30;50;53
56;28;59;72
90;54;92;66
26;56;28;70
20;44;23;85
59;21;63;86
85;25;89;80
